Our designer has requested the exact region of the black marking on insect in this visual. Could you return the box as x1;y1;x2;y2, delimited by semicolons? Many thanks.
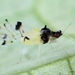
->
24;36;30;41
51;30;62;38
2;40;6;45
1;19;71;46
15;21;22;30
40;25;62;44
40;25;51;44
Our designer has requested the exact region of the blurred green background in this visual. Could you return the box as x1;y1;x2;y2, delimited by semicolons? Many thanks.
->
0;0;75;75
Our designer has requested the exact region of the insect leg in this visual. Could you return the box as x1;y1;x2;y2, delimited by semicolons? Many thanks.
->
57;41;70;58
24;36;30;41
37;44;42;61
17;45;24;64
3;23;16;40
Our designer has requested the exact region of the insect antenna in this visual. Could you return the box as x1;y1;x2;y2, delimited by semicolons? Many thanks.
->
63;23;71;34
37;44;42;61
21;24;25;33
63;19;75;34
19;29;23;37
57;41;70;58
16;44;25;64
61;19;75;41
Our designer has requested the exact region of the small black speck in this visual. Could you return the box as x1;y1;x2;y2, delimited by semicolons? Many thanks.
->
2;40;6;45
4;23;6;27
5;19;8;22
11;41;13;43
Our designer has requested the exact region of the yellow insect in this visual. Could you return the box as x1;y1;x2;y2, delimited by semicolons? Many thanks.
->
0;19;71;46
0;19;73;62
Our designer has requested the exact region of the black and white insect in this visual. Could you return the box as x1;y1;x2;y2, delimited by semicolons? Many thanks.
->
0;19;71;46
21;25;62;45
0;19;73;62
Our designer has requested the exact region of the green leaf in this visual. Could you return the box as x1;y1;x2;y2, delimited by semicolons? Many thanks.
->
0;0;75;75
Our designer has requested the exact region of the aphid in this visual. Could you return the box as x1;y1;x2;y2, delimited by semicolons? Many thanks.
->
1;19;72;47
0;19;64;45
0;19;73;62
21;25;63;61
21;25;62;45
